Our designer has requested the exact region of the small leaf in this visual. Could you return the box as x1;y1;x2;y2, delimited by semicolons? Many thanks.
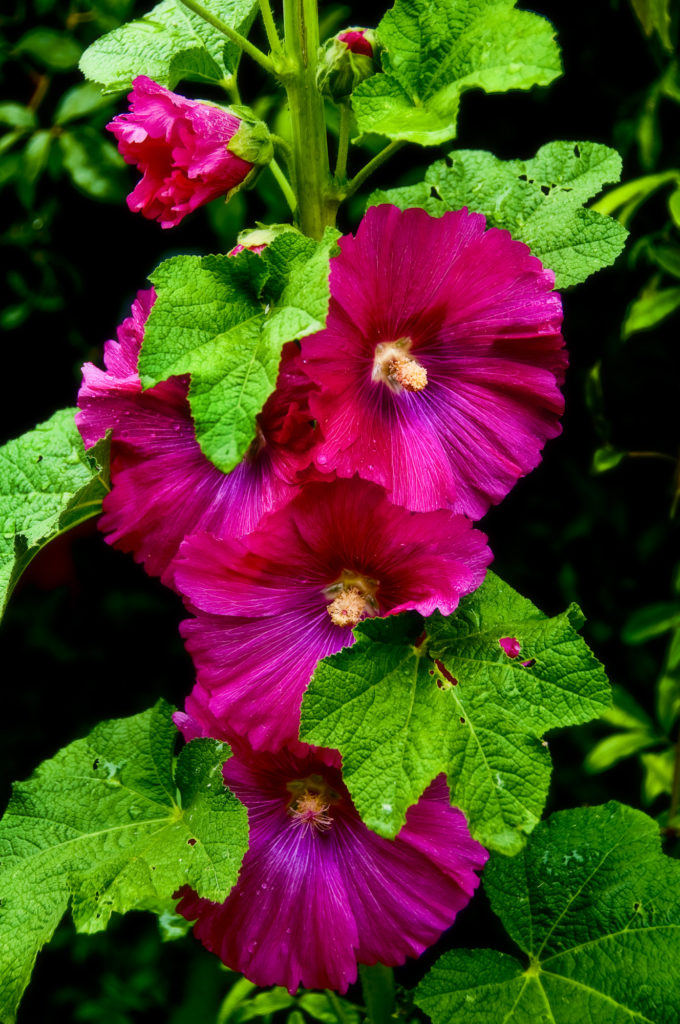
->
623;285;680;338
22;129;52;184
584;730;659;773
0;409;110;618
632;0;673;51
54;82;118;125
0;102;36;129
353;0;561;146
0;703;247;1021
416;803;680;1024
657;628;680;734
641;749;675;803
592;445;626;473
80;0;258;93
58;126;128;202
623;602;680;644
15;28;82;70
669;187;680;229
372;142;627;287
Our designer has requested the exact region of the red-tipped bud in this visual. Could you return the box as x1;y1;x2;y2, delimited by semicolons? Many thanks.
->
316;27;379;103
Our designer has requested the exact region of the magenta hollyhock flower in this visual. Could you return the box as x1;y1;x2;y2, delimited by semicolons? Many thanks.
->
176;742;488;993
173;477;491;750
76;289;316;585
298;204;567;520
108;76;271;228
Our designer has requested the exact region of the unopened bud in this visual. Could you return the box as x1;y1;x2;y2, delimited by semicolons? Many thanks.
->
317;27;379;103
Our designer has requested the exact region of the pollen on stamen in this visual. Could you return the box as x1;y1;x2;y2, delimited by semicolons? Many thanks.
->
387;354;428;392
289;791;333;832
327;586;368;627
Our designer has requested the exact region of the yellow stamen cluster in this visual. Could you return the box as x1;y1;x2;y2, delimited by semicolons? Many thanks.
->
287;774;340;832
326;585;368;627
372;338;428;393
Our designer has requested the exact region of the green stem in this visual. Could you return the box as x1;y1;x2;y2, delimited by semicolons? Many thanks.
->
334;102;351;183
344;140;405;200
220;74;242;104
178;0;276;75
271;132;294;171
325;990;351;1024
269;157;297;212
282;0;337;237
259;0;283;52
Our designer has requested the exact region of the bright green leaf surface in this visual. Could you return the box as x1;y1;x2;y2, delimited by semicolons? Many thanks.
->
426;573;610;851
140;230;338;473
353;0;561;146
371;142;628;287
80;0;258;93
301;574;610;852
0;409;110;618
416;803;680;1024
0;701;248;1022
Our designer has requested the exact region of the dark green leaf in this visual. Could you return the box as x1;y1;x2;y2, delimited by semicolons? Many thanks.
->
416;803;680;1024
15;28;82;70
0;102;36;129
623;285;680;338
54;82;118;125
58;126;128;201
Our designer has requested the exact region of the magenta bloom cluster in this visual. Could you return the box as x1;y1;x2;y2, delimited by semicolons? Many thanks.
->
78;194;566;989
108;76;254;227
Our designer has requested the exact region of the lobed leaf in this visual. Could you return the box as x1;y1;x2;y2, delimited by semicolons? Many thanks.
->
416;802;680;1023
353;0;561;146
140;229;339;474
301;573;610;853
0;409;110;618
79;0;258;93
371;142;628;287
0;701;248;1022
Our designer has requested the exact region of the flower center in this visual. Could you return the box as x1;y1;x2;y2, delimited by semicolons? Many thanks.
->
287;774;339;832
324;570;379;628
372;338;428;393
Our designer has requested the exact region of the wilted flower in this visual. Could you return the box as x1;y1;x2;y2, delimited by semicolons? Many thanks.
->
173;476;491;750
76;289;316;585
298;204;567;520
108;76;273;228
177;741;488;993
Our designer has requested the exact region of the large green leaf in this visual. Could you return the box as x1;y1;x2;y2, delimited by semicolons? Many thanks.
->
0;701;248;1022
140;229;338;473
300;574;610;853
371;142;628;287
80;0;259;93
416;802;680;1023
0;408;109;618
352;0;561;146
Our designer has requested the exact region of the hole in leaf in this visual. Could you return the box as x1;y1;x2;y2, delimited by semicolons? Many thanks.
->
573;143;581;157
634;901;641;911
92;759;99;770
540;185;550;195
36;455;43;463
499;637;521;658
521;658;536;669
444;154;453;168
459;717;466;725
518;174;528;181
187;838;197;846
434;659;458;686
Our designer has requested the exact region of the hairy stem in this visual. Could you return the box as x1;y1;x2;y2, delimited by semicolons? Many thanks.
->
258;0;283;52
269;157;297;212
334;102;351;183
178;0;276;75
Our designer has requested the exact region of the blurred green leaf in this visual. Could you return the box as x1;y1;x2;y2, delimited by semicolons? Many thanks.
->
54;82;117;125
22;129;52;184
592;445;626;473
298;993;362;1024
632;0;673;51
601;685;654;731
58;126;128;202
649;240;680;277
359;964;394;1024
592;170;680;226
15;28;82;70
0;103;36;129
585;730;659;773
658;629;680;734
233;988;295;1021
622;284;680;338
669;186;680;228
623;602;680;644
641;748;675;803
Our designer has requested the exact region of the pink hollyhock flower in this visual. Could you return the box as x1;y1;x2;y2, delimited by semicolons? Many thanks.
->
76;289;316;585
177;742;488;993
298;204;566;520
337;28;376;58
173;477;491;750
108;76;272;228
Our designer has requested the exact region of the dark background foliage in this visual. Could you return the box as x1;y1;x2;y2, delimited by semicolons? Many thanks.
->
1;0;679;1018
